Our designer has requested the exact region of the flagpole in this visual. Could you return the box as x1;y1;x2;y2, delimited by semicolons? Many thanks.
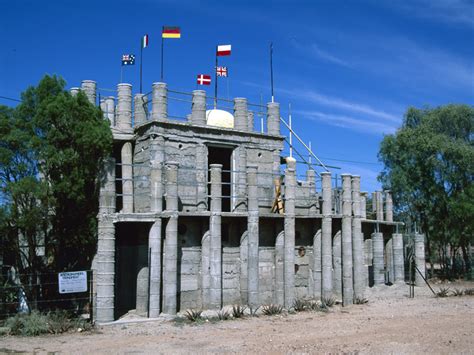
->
214;46;218;109
270;42;274;103
161;27;164;81
140;43;143;93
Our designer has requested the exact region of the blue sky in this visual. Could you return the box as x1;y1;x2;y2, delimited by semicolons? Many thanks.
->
1;0;473;191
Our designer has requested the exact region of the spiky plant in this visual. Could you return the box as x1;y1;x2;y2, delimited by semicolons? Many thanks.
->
262;304;283;316
217;309;231;320
184;309;202;322
354;297;369;304
464;288;474;296
292;298;309;312
249;306;260;317
322;297;336;307
436;287;450;298
453;288;464;296
232;304;246;318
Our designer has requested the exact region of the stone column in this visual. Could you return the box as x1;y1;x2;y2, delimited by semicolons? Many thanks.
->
385;238;394;283
341;174;353;305
190;90;206;125
134;93;147;126
234;146;247;212
312;229;322;299
284;157;296;308
70;87;80;96
372;232;385;285
321;171;333;299
274;232;285;305
360;192;367;219
306;169;317;213
116;84;132;129
149;137;164;317
376;191;384;221
209;164;223;309
136;266;149;316
121;142;134;213
352;175;365;300
247;165;259;307
234;98;248;131
148;220;162;317
81;80;96;104
332;230;342;298
372;192;377;218
247;111;254;131
267;102;280;135
163;162;179;314
105;97;115;126
415;233;426;286
392;233;404;283
364;239;372;287
96;217;115;323
385;191;393;222
99;158;116;214
196;144;208;211
152;82;167;121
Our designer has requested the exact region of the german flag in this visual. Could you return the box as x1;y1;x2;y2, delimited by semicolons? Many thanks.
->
162;26;181;39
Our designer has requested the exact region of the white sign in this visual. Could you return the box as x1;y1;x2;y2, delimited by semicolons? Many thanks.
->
58;271;88;294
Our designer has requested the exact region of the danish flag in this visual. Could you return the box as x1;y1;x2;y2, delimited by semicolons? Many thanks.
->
197;74;211;85
216;66;228;77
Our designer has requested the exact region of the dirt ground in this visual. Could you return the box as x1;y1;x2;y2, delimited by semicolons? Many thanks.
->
1;280;473;354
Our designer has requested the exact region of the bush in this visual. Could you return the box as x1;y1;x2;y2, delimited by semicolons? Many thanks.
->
2;310;91;336
436;287;450;298
217;309;231;320
322;297;336;307
184;309;202;322
232;305;246;319
262;304;283;316
5;311;49;336
292;298;309;312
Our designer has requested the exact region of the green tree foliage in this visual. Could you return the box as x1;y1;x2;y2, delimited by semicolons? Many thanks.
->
0;75;112;279
379;105;474;276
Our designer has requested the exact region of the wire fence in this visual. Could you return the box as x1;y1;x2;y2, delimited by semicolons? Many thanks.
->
0;267;93;321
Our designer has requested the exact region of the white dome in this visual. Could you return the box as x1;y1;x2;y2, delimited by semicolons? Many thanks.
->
206;109;234;128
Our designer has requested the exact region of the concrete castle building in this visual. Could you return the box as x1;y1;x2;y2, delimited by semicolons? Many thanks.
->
73;80;426;323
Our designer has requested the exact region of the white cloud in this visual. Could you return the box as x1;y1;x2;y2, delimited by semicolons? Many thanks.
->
387;0;474;28
295;110;397;135
291;39;351;68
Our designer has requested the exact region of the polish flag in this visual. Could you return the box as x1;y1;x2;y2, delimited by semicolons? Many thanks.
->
217;44;231;56
197;74;211;85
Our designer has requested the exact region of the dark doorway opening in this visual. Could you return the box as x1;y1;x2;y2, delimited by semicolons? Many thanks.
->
208;146;233;212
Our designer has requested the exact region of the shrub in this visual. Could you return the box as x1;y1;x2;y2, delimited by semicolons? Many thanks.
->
232;305;246;319
217;309;231;320
452;288;464;297
47;310;73;334
292;298;309;312
5;311;49;336
262;304;283;316
464;288;474;296
322;297;336;307
354;297;369;304
249;306;260;317
436;287;450;298
184;309;202;322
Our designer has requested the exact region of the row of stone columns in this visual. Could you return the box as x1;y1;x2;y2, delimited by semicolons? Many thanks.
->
73;80;281;135
371;190;393;222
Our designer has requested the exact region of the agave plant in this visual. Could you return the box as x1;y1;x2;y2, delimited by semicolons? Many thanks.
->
453;288;464;296
262;304;283;315
217;308;231;320
292;298;309;312
322;297;336;307
354;297;369;304
436;287;450;298
184;309;203;322
232;304;247;318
